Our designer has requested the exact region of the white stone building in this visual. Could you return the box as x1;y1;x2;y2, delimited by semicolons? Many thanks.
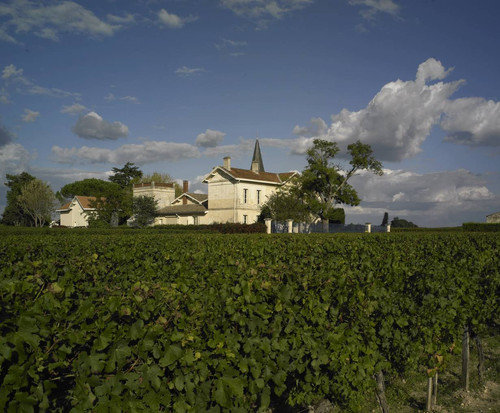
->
139;140;296;225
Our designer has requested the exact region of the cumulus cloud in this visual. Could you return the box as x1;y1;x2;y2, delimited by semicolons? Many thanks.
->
293;117;328;137
72;112;128;140
61;103;87;114
342;168;498;226
175;66;205;76
0;121;13;146
195;129;226;147
21;108;39;122
158;9;196;29
293;58;500;161
441;98;500;146
0;0;125;43
0;142;35;172
51;141;200;165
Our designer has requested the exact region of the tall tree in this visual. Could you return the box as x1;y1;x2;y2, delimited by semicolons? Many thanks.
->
1;172;36;226
17;179;56;227
259;178;311;223
109;162;143;188
381;212;389;226
300;139;383;231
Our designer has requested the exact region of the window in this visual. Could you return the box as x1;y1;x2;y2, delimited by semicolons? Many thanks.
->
243;188;248;203
243;215;248;224
257;190;261;204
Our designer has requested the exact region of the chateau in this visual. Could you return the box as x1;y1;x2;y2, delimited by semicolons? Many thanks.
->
133;140;296;226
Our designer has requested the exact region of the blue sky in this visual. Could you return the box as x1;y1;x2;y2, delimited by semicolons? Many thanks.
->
1;0;500;226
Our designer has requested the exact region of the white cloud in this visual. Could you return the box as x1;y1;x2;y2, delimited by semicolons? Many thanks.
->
0;0;123;43
441;98;500;147
21;108;39;122
158;9;196;29
343;168;498;226
0;121;13;146
28;85;80;98
290;58;500;160
2;63;23;79
349;0;400;20
175;66;205;76
220;0;313;26
0;142;35;172
104;93;139;103
61;103;87;114
51;141;200;165
293;117;327;137
72;112;129;140
195;129;226;147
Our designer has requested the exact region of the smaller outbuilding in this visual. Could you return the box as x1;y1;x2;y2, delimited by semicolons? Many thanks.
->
57;196;99;227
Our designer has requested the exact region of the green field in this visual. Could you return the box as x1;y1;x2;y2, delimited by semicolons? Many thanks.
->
1;229;499;412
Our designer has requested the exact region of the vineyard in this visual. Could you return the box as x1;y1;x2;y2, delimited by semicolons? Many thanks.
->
0;230;499;412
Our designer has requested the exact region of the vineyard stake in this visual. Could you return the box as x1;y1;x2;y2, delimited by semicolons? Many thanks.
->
474;335;485;385
462;326;470;391
432;372;438;408
426;376;433;411
375;371;389;413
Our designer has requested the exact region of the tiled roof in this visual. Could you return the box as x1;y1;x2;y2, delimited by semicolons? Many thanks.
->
57;196;101;211
187;193;208;203
218;167;296;184
157;204;207;216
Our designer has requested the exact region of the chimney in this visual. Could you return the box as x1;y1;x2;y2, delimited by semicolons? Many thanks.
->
223;156;231;170
183;180;188;205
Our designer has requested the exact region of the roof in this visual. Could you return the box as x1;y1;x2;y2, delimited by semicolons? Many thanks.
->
204;166;297;185
172;192;208;205
57;195;101;211
157;204;207;216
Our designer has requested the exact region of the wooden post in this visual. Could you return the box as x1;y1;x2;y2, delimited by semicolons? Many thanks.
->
474;335;485;385
432;372;438;408
375;371;390;413
462;326;470;391
426;376;433;411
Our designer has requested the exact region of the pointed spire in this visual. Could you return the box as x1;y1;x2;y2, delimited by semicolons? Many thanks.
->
250;139;265;173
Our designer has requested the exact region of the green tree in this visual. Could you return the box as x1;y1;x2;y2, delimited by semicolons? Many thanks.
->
17;179;56;227
259;179;311;223
381;212;389;226
391;216;418;228
131;195;158;228
300;139;383;231
58;178;131;227
109;162;143;188
59;178;120;199
1;172;36;226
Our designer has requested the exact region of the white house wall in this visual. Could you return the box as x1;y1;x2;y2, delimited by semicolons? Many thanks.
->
60;202;90;227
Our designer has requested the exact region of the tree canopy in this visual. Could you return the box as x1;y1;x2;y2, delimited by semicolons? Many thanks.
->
1;172;36;226
17;179;56;227
59;178;121;200
109;162;143;188
131;195;158;228
300;139;382;229
391;217;418;228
